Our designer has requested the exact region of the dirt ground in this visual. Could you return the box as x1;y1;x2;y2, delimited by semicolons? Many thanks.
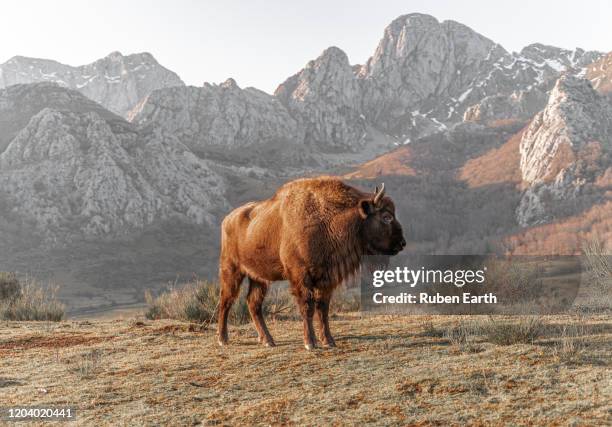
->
0;314;610;426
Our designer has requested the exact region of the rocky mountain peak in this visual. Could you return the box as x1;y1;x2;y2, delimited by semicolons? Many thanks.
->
311;46;348;65
0;82;129;154
356;12;510;135
361;13;501;79
106;50;125;60
0;52;184;117
275;46;365;151
94;51;159;69
1;107;120;168
381;13;441;39
275;46;354;100
131;81;303;162
220;78;239;89
519;44;601;71
271;13;605;150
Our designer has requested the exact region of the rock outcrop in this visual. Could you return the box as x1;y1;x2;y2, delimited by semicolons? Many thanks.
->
516;75;612;225
131;79;301;149
519;43;601;76
0;82;128;153
586;51;612;95
463;45;602;126
275;47;366;151
463;87;549;125
0;84;227;241
519;75;612;184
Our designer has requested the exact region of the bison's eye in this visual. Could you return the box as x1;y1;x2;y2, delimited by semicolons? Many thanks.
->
381;212;394;224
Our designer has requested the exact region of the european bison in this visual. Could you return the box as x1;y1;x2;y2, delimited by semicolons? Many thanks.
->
217;177;405;350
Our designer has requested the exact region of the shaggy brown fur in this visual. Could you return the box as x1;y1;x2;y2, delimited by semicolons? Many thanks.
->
217;176;405;350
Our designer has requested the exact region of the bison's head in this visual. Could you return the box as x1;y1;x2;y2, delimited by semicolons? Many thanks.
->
358;183;406;256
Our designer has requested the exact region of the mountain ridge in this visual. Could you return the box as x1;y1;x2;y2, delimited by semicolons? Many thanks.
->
0;51;184;117
0;84;228;243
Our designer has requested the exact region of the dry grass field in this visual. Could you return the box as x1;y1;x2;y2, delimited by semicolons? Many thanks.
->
1;314;610;426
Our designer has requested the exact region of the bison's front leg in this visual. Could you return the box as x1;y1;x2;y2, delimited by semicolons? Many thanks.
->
294;286;317;350
315;291;335;348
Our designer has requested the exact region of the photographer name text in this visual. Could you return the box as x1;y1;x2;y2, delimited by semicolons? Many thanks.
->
372;292;497;304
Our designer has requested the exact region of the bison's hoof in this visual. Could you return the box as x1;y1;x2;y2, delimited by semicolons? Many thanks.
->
304;343;316;351
258;336;276;347
323;341;336;348
217;337;228;346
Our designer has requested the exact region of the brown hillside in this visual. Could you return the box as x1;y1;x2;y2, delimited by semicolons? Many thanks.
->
505;201;612;255
346;126;518;180
345;146;417;178
458;129;524;188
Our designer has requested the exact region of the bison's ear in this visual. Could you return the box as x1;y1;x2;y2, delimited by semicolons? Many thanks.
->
358;199;375;219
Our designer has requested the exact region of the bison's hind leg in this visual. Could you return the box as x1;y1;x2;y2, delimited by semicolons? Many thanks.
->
217;263;245;346
247;278;275;347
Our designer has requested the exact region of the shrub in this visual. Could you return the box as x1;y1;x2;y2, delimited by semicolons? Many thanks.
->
68;349;104;379
444;323;470;346
145;280;226;324
583;237;611;293
0;272;21;301
264;287;293;320
552;324;586;363
0;275;65;321
145;280;254;325
331;286;360;314
418;321;445;338
479;316;543;345
483;259;545;304
443;321;483;353
145;279;362;325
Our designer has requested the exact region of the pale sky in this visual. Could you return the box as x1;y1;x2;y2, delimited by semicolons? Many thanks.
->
2;0;611;94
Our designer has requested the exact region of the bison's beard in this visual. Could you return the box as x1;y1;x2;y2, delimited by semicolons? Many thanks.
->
363;243;399;257
381;249;401;256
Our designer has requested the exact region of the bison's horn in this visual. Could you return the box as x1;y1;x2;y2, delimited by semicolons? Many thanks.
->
373;183;385;205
